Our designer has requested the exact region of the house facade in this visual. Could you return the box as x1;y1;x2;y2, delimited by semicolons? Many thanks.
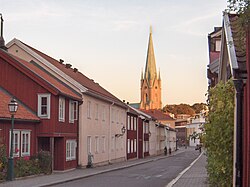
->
215;12;250;186
6;38;128;167
0;49;82;170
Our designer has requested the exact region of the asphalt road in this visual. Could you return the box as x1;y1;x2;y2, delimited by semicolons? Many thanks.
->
52;149;200;187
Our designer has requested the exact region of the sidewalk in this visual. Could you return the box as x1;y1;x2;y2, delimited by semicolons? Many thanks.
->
170;152;208;187
0;148;208;187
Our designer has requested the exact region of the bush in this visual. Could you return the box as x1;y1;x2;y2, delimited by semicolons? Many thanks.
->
0;145;7;180
36;151;52;174
14;157;41;178
205;80;234;186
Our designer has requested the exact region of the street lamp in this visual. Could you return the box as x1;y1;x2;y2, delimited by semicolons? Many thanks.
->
7;98;18;181
115;126;126;137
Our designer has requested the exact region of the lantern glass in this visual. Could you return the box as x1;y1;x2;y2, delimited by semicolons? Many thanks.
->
8;98;18;114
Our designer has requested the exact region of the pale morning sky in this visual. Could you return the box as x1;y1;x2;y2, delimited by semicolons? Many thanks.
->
2;0;228;106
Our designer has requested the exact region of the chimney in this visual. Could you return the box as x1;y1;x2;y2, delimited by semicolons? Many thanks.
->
0;14;7;50
59;59;64;64
73;68;78;72
65;63;72;68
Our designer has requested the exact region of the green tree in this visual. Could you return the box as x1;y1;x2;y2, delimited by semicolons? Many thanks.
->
163;104;195;117
205;80;234;186
191;103;207;114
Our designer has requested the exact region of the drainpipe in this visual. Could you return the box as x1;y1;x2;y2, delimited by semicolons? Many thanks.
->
109;102;114;163
233;79;244;187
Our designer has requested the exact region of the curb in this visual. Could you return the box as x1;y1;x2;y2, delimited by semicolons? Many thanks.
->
39;150;186;187
165;151;204;187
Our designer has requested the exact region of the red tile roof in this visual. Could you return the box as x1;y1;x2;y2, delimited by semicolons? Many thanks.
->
0;87;39;121
140;109;175;121
0;49;82;101
21;42;124;104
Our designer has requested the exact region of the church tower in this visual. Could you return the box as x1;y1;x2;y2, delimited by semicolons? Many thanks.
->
140;27;162;110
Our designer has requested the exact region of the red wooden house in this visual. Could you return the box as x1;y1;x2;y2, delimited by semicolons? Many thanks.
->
0;87;40;159
0;49;82;171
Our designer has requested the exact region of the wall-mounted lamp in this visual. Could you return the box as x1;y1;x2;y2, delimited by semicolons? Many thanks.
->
148;131;151;137
115;126;126;138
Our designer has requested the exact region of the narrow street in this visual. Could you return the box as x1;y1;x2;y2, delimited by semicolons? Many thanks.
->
52;148;200;187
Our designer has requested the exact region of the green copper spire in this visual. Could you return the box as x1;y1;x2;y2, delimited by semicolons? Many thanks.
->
144;26;157;84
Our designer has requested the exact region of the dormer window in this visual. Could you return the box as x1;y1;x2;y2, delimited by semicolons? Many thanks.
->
38;94;51;119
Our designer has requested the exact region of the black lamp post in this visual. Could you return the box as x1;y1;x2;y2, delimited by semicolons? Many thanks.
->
7;98;18;181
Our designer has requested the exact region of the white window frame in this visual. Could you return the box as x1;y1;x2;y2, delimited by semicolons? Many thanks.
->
102;136;105;153
131;139;134;153
9;130;20;157
95;136;99;153
127;116;130;130
131;116;134;130
21;131;31;156
59;97;65;122
87;136;91;154
38;94;51;119
69;100;78;123
127;139;130;153
134;117;137;130
66;139;77;161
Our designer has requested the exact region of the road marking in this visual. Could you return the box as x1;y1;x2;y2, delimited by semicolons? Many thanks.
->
155;175;162;178
165;152;203;187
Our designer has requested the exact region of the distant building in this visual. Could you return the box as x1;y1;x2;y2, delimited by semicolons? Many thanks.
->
207;27;222;88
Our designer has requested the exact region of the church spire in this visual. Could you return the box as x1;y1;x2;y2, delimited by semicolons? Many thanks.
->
144;26;157;84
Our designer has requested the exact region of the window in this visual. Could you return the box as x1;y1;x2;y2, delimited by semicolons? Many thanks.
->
134;139;137;152
95;104;99;120
127;116;130;130
69;100;78;123
131;117;134;130
38;94;51;118
87;136;91;154
215;40;221;52
131;139;134;153
66;140;77;161
102;136;105;153
10;131;20;157
102;106;105;121
127;139;130;153
95;136;99;153
9;130;31;157
134;117;137;131
21;131;30;156
87;101;91;119
59;97;65;122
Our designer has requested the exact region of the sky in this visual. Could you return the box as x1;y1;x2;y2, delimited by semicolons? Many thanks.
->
1;0;228;105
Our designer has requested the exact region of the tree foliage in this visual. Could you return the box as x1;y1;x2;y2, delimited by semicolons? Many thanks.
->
163;103;206;117
205;80;234;186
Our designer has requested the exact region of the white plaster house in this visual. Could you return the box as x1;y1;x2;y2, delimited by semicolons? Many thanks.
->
186;111;206;147
6;39;128;167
